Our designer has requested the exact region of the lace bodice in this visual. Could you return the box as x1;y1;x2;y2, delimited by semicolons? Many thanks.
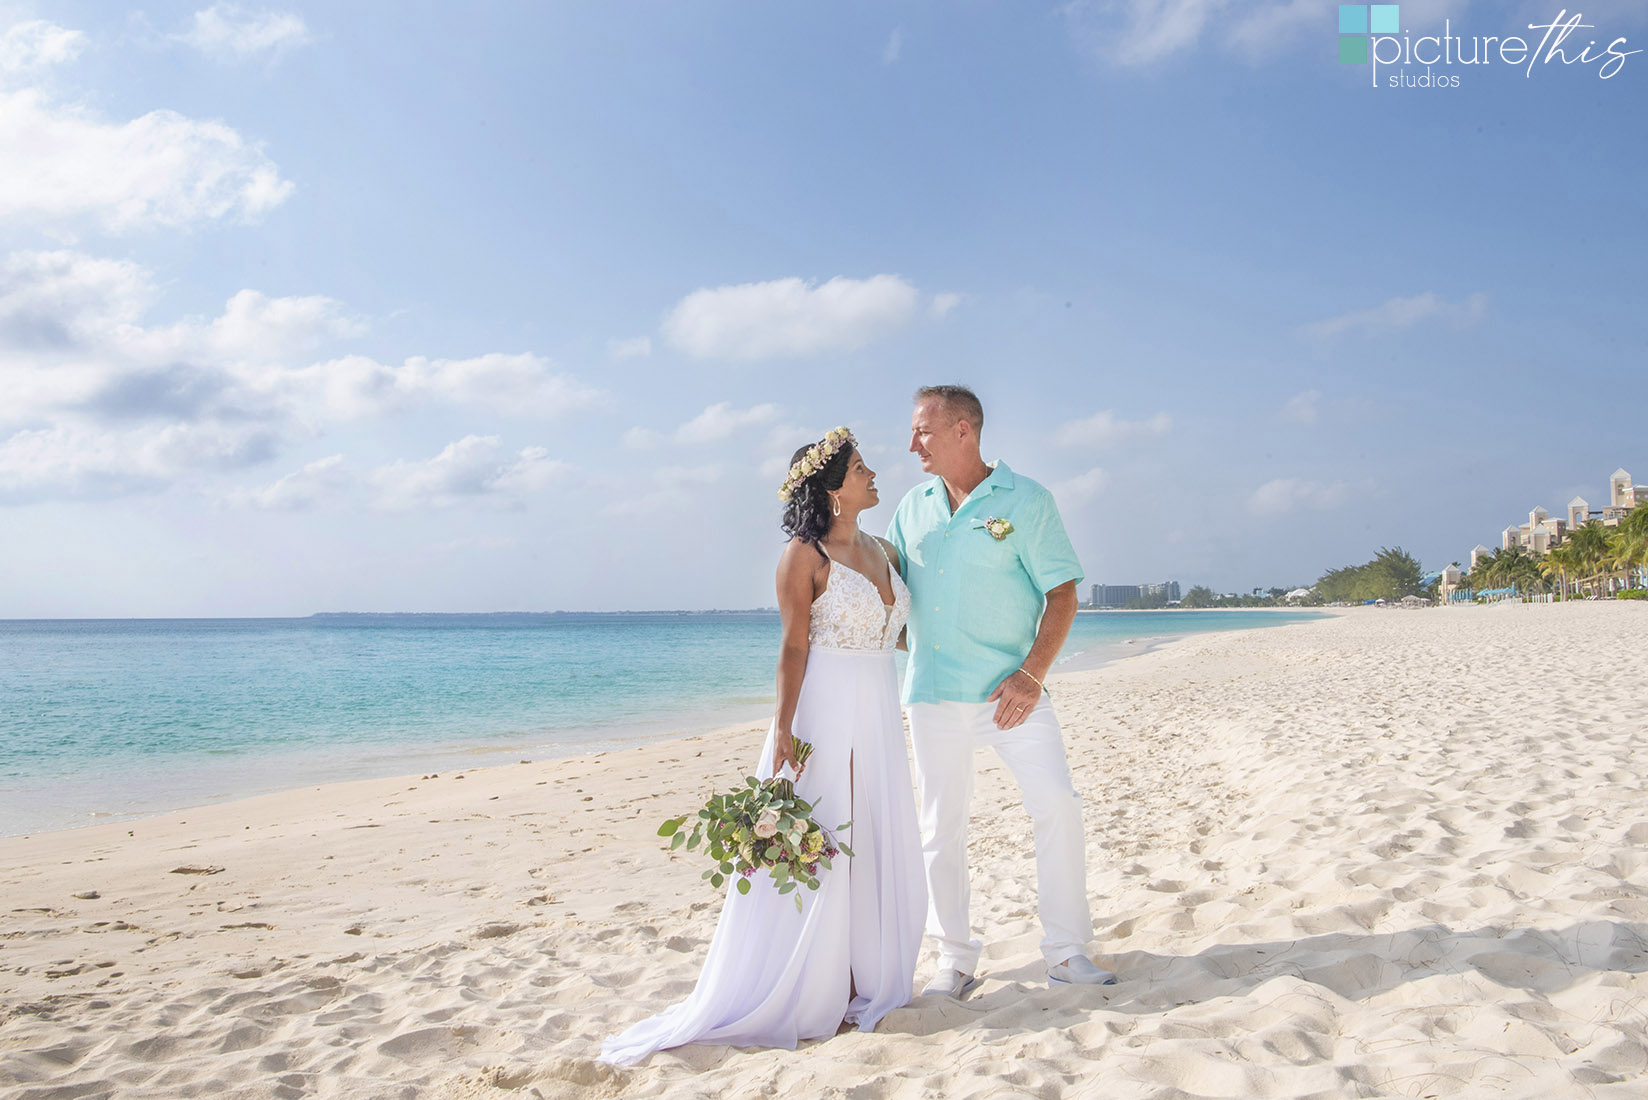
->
809;545;911;651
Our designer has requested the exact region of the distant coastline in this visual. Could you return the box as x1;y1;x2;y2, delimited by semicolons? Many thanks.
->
307;609;781;619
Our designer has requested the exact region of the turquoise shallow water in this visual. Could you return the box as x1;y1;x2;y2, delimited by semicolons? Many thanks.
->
0;609;1324;835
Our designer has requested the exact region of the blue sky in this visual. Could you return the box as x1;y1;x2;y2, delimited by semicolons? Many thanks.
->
1;0;1643;616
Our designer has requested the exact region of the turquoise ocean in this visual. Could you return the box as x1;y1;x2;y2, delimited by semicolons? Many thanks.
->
0;610;1324;836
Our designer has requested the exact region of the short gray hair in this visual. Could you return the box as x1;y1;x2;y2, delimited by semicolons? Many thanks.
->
913;385;984;435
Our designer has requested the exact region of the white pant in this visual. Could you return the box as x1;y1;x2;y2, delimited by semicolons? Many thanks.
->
906;698;1093;972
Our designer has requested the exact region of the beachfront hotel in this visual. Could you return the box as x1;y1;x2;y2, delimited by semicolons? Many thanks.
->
1497;468;1644;556
1087;582;1181;609
1438;467;1644;603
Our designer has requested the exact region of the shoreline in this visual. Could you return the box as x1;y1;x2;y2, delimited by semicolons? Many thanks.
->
4;602;1646;1098
1;612;1324;840
0;697;780;841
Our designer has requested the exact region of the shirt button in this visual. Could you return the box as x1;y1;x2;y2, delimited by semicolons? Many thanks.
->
933;606;940;611
933;644;940;650
938;569;943;574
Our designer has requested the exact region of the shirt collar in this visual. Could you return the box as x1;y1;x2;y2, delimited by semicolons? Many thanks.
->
921;460;1013;500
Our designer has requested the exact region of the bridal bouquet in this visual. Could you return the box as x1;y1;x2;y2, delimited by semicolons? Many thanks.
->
658;740;851;911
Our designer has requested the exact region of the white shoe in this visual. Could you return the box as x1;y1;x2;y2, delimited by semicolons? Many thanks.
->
922;968;983;998
1048;956;1118;986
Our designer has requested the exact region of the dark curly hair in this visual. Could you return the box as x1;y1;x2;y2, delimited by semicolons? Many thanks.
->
780;440;854;556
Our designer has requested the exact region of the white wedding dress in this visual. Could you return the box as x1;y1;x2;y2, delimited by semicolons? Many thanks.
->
600;544;926;1064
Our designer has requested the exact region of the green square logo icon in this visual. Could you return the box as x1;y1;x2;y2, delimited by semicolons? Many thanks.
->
1339;35;1368;64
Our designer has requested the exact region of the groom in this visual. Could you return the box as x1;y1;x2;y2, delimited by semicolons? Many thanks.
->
887;385;1116;994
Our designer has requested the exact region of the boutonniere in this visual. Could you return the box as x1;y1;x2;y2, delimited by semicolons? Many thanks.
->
977;516;1014;540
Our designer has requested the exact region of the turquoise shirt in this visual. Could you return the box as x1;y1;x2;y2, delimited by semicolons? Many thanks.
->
886;461;1084;705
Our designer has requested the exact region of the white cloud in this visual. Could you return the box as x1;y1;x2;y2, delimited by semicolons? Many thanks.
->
281;352;605;422
602;463;724;516
0;253;365;427
1062;0;1226;66
1224;0;1322;57
0;87;292;232
1248;477;1349;516
1301;292;1488;341
176;5;310;60
231;452;347;509
1281;389;1321;423
369;436;571;510
160;289;365;361
1067;0;1476;64
930;292;962;318
624;401;780;449
883;27;903;65
1053;466;1110;503
0;248;153;350
235;440;570;511
0;19;86;74
652;463;724;490
0;420;279;503
0;249;603;504
1053;409;1171;448
0;255;359;369
607;335;651;359
661;274;923;361
677;402;780;444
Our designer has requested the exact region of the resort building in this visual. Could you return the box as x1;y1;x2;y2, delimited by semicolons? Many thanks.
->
1438;563;1466;602
1087;581;1181;609
1497;468;1644;557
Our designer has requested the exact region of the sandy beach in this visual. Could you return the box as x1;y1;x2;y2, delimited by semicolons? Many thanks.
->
3;602;1646;1099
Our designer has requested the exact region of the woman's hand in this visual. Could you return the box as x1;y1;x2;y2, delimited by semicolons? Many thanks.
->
772;729;803;778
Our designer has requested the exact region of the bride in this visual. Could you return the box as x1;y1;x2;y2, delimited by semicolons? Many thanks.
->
600;428;926;1064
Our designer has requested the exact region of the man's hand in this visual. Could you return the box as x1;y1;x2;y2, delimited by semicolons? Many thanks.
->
985;669;1042;730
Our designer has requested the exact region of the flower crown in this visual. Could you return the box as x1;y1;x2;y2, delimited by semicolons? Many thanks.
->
777;427;856;502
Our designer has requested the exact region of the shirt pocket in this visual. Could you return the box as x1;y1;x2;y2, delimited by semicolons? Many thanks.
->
957;523;1022;573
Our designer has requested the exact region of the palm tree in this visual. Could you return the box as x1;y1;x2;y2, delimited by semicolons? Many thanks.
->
1473;545;1540;597
1538;541;1575;600
1565;520;1613;597
1614;506;1648;591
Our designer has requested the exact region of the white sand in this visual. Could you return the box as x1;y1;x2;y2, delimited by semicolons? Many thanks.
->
3;602;1646;1099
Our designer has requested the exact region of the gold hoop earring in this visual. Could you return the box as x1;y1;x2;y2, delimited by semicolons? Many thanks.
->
831;495;842;517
